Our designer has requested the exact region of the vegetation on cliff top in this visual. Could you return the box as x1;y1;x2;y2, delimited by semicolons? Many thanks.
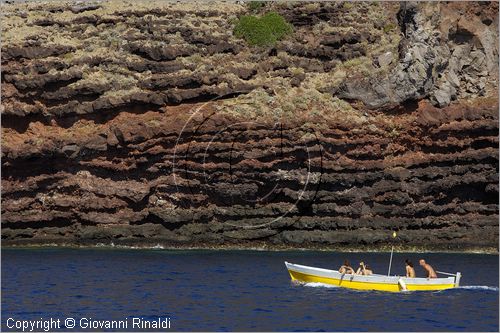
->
2;1;403;118
234;11;292;47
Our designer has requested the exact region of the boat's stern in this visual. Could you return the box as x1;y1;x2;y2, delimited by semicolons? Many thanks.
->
454;272;462;287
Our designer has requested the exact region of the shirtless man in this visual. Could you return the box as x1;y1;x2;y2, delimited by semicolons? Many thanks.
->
419;259;437;278
405;259;416;278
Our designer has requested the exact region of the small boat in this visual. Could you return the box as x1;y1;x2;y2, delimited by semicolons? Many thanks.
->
285;261;461;292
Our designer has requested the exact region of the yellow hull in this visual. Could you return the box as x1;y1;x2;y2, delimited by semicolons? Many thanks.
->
288;269;455;292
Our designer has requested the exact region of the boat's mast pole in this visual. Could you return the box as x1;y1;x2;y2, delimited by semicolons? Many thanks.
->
387;231;397;276
387;246;394;276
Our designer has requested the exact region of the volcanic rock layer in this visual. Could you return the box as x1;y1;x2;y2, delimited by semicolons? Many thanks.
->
1;1;499;250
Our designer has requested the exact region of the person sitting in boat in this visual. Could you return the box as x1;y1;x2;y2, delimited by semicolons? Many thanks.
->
405;259;416;278
419;259;437;278
339;260;355;274
355;262;373;275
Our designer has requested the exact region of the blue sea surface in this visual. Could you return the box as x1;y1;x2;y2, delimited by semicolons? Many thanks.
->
1;249;498;331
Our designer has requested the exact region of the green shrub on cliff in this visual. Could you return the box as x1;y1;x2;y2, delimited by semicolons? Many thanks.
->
234;12;292;47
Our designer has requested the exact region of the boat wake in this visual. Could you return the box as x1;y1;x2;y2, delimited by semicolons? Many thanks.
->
458;286;499;291
303;282;340;289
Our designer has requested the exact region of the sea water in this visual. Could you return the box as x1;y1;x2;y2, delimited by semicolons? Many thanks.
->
2;249;498;331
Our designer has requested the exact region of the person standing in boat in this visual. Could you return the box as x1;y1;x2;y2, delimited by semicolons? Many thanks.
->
405;259;416;278
339;260;355;274
419;259;437;278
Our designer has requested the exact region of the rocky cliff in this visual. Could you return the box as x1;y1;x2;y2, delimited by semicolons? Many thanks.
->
1;1;498;251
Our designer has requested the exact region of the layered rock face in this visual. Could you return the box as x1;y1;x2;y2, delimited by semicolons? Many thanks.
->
1;1;498;250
